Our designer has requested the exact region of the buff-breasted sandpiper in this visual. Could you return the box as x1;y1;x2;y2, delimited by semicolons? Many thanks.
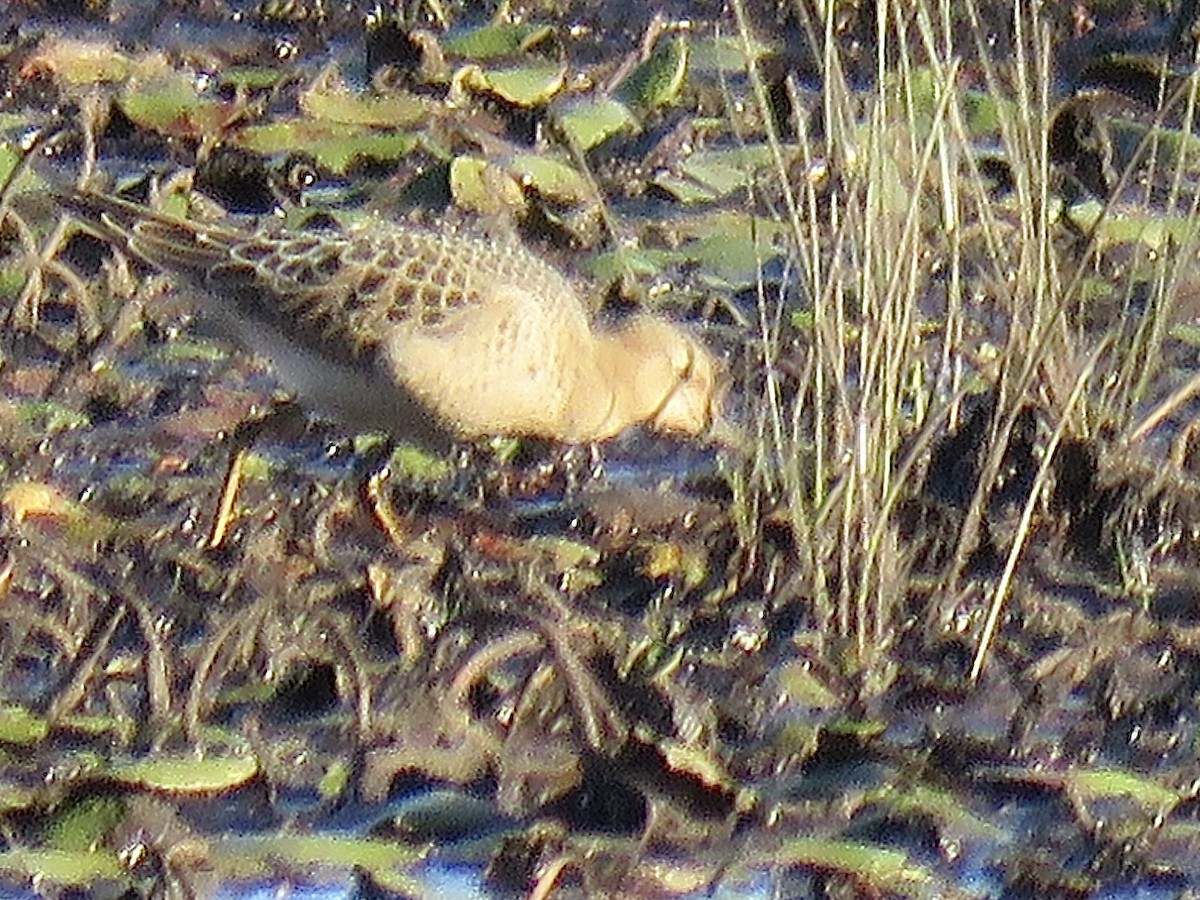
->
54;187;721;453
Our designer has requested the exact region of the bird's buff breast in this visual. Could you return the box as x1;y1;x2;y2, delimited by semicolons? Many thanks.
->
383;281;600;440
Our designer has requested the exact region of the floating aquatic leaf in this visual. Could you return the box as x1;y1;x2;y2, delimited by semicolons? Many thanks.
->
653;144;790;203
960;87;1007;138
688;34;777;73
318;760;350;802
766;837;935;890
152;338;229;362
215;834;424;894
487;62;566;106
659;739;735;793
111;755;259;794
1066;766;1181;814
389;443;454;481
507;152;594;204
1093;211;1196;251
791;308;815;331
220;67;284;90
0;140;22;193
449;155;526;216
119;73;241;140
554;95;638;151
0;784;36;815
686;231;779;285
390;789;506;842
773;721;822;761
824;717;888;740
639;218;787;288
618;33;690;113
864;783;1003;844
679;155;749;196
443;21;554;59
12;401;90;433
586;244;678;285
235;121;419;173
0;849;124;886
45;794;125;853
300;75;429;127
1171;322;1200;346
0;704;49;745
650;171;717;203
456;62;566;106
642;540;708;589
674;209;790;243
774;661;839;709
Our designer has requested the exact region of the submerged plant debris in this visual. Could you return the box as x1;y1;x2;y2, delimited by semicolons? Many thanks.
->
5;0;1200;897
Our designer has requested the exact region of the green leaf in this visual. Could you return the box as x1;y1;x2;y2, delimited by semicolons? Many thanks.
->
618;34;689;112
555;96;637;151
235;121;419;173
443;21;554;58
449;155;525;215
45;795;126;853
216;834;425;894
119;73;236;139
1067;766;1181;812
480;62;566;106
0;705;48;745
301;83;429;127
220;67;284;90
111;755;259;794
688;34;777;73
0;849;124;885
768;838;935;888
508;153;593;203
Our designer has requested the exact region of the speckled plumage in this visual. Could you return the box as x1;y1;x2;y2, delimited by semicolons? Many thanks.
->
56;188;720;451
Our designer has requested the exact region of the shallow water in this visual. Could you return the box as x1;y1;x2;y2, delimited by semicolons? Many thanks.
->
6;0;1200;897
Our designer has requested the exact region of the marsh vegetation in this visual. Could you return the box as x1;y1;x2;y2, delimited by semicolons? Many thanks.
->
2;0;1200;896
